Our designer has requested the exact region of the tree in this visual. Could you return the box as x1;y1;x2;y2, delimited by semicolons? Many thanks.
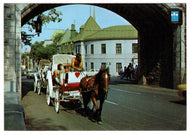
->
36;44;57;60
30;41;44;63
30;41;57;63
22;8;63;46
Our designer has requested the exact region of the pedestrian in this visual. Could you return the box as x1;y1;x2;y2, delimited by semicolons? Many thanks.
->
121;66;127;79
119;66;124;77
134;65;138;79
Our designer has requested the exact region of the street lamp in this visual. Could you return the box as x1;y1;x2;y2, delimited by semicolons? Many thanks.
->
35;16;42;36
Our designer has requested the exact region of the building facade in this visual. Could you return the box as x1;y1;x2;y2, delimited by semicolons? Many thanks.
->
83;39;138;75
54;14;138;76
73;17;138;76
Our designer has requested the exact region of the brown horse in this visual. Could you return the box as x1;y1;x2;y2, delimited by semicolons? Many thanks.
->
79;67;110;124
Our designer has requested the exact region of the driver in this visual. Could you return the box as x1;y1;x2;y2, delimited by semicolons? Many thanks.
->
71;53;83;71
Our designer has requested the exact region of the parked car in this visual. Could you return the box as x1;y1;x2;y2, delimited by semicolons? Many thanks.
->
177;84;186;100
26;70;37;79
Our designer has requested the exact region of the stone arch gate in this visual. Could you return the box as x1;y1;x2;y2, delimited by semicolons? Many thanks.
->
4;3;186;100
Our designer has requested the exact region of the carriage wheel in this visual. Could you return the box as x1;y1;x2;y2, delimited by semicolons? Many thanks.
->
54;100;60;113
54;90;60;113
37;81;41;95
46;95;51;106
46;83;51;106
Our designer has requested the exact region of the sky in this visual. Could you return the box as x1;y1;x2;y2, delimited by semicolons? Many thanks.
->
21;4;130;53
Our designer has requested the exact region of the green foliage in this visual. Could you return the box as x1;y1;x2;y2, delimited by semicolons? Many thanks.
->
22;8;63;46
21;31;33;46
40;8;63;25
21;52;28;60
30;41;57;63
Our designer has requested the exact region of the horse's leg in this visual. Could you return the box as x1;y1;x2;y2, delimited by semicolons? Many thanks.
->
82;93;90;115
97;98;105;124
89;92;99;122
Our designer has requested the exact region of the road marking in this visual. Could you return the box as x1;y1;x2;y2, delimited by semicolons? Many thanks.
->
105;100;118;105
109;87;141;95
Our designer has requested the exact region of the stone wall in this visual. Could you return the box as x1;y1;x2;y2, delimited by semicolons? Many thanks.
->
4;4;22;96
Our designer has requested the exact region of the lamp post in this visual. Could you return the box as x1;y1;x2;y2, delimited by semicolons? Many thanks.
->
35;16;42;36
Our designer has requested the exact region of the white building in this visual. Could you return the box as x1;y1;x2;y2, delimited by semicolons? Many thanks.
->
73;16;138;76
43;39;53;47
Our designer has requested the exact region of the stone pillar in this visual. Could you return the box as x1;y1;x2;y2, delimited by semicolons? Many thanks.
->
4;4;22;99
80;41;86;70
172;9;186;88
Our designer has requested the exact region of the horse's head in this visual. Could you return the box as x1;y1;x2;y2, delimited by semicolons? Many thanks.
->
96;67;110;93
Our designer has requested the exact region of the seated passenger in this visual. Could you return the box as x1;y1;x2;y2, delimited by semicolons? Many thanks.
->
53;64;65;86
39;64;47;82
71;53;83;71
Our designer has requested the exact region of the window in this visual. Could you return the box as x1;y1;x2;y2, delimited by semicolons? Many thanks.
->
116;63;122;73
101;44;106;54
132;43;138;53
116;43;122;54
85;45;87;54
91;44;94;54
91;63;94;71
101;63;106;69
85;62;87;71
75;45;80;53
76;45;81;54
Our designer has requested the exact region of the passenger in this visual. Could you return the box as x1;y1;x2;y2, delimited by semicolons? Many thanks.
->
71;53;83;71
39;64;46;81
53;64;65;86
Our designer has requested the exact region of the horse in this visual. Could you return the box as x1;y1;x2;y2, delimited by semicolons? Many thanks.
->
79;67;110;124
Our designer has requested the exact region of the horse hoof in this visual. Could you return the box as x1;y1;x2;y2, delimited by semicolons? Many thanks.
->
89;117;96;122
97;121;103;125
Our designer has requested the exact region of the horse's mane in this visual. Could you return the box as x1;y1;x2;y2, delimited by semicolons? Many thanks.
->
94;68;110;83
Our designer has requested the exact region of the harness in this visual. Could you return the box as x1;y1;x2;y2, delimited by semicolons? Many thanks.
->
81;76;96;93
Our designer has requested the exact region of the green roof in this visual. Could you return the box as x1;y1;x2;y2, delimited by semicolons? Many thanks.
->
51;30;65;40
58;29;71;44
73;16;101;42
85;25;138;41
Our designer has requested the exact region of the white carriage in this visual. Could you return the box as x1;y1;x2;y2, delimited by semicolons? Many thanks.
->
46;54;86;113
34;60;49;95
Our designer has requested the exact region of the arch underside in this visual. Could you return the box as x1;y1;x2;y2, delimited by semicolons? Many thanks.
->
21;4;179;88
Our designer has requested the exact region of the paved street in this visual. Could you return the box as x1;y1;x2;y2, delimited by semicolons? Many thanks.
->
20;76;186;130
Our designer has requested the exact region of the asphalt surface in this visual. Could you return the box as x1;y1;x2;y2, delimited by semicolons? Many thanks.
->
20;76;186;130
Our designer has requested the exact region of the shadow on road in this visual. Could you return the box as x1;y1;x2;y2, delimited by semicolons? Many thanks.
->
109;77;137;85
21;76;34;98
25;118;68;130
170;100;186;105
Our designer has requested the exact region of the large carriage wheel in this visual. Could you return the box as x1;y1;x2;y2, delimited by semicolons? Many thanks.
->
54;89;60;113
37;81;41;95
46;83;51;106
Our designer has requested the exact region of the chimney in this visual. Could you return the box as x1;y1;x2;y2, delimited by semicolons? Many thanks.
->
71;24;76;39
71;24;75;31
